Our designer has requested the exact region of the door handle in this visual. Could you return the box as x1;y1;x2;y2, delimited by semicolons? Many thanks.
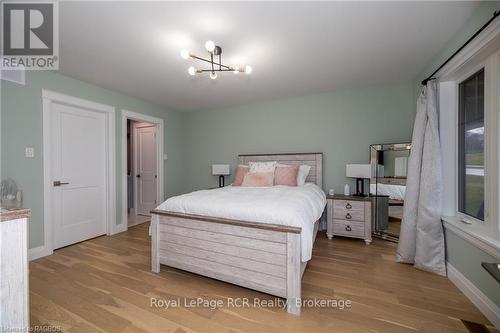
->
136;174;141;178
53;181;69;187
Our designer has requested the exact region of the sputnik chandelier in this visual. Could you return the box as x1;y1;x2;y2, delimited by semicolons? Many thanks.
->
180;40;252;79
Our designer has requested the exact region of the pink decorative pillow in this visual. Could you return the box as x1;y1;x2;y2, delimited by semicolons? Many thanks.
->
274;165;299;186
241;171;274;187
233;165;249;186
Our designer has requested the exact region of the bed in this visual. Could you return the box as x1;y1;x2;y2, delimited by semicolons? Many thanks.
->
370;182;406;201
150;153;324;315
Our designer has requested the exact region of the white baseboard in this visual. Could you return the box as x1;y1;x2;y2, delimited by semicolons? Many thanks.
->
28;245;53;261
447;262;500;329
110;223;127;235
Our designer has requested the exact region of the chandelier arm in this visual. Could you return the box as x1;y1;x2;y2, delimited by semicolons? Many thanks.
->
198;69;238;73
189;54;233;70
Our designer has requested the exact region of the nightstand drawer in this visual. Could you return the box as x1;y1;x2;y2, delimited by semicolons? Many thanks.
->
333;200;365;221
332;219;365;237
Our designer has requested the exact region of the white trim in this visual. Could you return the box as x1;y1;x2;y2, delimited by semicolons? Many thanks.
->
42;89;116;254
120;110;164;231
443;216;500;260
28;245;52;261
42;90;114;113
447;263;500;329
112;223;127;235
436;18;500;81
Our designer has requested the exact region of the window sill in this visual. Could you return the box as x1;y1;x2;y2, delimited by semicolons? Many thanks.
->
442;216;500;259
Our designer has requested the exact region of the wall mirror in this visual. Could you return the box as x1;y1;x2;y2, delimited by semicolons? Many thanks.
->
370;143;411;242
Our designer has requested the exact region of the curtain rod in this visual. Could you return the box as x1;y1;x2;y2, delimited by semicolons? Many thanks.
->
421;10;500;86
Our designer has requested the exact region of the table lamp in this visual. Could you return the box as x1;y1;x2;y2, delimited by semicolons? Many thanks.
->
212;164;230;188
346;164;371;196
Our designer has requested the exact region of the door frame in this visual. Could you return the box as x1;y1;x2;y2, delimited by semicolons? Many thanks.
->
42;89;116;257
121;110;164;230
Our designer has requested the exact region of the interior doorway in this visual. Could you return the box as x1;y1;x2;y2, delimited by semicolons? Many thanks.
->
121;110;164;229
42;90;116;253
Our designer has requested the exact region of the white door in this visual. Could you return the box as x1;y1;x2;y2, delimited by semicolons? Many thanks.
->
135;125;157;215
51;102;107;249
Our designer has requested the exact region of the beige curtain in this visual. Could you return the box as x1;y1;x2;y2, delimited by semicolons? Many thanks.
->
396;81;446;276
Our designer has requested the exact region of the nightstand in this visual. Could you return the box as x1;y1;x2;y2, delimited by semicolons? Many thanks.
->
326;194;372;245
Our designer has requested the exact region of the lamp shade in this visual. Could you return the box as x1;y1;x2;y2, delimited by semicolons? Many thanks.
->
212;164;230;176
346;164;371;179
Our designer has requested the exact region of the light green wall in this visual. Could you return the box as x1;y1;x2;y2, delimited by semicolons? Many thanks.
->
181;83;414;193
415;1;500;309
1;71;184;248
445;230;500;306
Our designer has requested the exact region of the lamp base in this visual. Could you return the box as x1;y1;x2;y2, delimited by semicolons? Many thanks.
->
352;178;367;197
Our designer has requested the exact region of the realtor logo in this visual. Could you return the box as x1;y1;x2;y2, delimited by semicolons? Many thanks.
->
1;1;59;69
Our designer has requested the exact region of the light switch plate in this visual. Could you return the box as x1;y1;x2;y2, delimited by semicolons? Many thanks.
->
25;147;34;158
163;154;168;160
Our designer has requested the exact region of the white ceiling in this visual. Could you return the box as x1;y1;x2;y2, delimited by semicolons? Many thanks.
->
59;1;478;111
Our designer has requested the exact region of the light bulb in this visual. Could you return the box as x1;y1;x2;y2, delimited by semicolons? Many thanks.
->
210;72;217;80
245;65;252;74
180;49;190;59
188;66;196;76
233;66;239;74
205;40;216;52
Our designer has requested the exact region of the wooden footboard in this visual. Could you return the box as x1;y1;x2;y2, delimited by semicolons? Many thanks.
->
150;210;302;315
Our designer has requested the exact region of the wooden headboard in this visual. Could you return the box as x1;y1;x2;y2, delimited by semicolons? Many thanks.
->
238;153;323;187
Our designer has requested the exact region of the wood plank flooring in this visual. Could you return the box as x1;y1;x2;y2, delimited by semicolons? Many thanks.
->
29;223;498;333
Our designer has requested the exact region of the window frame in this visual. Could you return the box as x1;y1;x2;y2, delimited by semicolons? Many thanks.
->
457;67;486;222
437;21;500;256
449;53;498;230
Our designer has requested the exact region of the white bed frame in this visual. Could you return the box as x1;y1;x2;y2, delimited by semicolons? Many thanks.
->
151;153;323;315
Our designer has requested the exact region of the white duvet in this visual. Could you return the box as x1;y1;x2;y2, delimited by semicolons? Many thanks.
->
157;183;326;261
370;183;406;201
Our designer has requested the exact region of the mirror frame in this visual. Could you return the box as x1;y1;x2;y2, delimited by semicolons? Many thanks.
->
370;142;411;242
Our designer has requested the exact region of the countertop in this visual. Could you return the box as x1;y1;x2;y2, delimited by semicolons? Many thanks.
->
0;206;31;222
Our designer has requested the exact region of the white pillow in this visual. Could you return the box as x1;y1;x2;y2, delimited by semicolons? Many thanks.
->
249;161;277;173
297;165;311;186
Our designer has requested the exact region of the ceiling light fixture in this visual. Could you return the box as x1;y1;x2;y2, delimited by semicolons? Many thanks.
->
180;40;252;79
180;49;190;60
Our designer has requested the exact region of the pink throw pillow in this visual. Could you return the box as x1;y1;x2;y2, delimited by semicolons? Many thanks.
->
241;171;274;187
233;165;249;186
274;165;299;186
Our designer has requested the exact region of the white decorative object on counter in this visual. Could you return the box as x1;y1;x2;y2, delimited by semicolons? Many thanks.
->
344;184;350;196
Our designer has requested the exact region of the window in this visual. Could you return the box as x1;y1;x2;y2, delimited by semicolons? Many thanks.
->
458;68;485;221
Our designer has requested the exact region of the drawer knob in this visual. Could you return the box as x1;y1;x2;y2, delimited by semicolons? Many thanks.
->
345;225;352;231
345;203;352;209
346;213;352;220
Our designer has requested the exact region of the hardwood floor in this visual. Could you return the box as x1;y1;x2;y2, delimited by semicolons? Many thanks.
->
29;224;497;333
